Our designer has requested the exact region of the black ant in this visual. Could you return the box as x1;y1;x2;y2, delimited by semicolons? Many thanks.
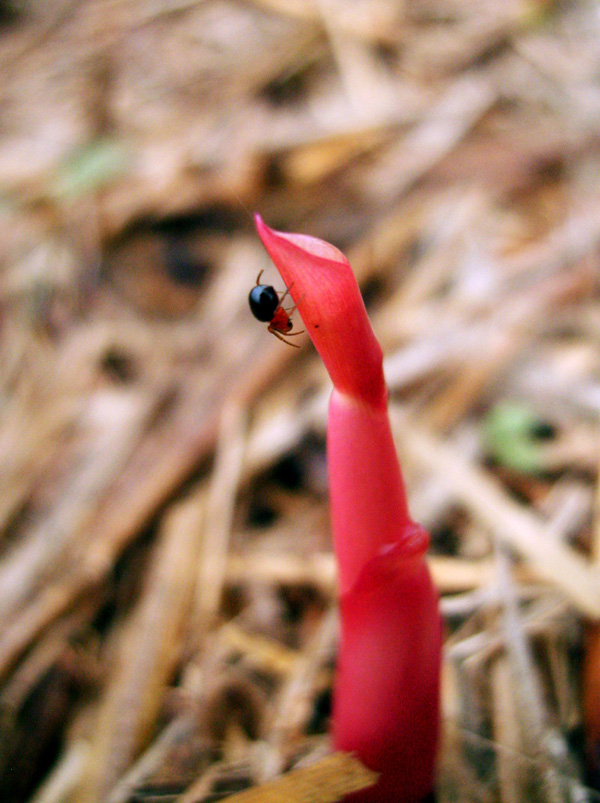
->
248;270;304;347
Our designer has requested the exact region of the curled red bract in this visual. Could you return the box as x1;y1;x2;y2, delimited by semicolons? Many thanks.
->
254;214;387;410
255;215;442;802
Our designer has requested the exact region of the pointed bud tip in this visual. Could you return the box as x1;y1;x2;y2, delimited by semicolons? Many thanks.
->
254;214;386;407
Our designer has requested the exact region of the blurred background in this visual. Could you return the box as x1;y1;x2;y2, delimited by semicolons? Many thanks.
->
1;0;600;801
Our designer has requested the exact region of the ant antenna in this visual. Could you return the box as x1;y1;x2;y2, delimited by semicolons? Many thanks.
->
230;189;254;223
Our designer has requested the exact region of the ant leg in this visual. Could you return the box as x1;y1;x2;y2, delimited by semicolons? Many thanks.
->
278;281;295;306
268;326;301;348
283;329;305;336
255;269;264;285
283;291;304;317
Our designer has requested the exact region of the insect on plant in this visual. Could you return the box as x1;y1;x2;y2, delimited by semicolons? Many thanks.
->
248;270;305;347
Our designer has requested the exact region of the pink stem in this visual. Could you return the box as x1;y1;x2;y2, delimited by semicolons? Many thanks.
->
255;215;442;802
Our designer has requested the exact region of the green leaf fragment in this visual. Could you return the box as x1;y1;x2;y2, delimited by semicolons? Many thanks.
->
483;402;546;474
53;138;130;199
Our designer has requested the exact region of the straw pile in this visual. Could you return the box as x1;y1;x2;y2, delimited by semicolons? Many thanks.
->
1;1;600;801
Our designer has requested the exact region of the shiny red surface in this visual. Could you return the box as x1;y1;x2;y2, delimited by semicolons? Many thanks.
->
254;214;387;410
255;215;441;802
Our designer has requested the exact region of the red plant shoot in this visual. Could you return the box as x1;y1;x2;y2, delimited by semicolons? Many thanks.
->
255;214;442;802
